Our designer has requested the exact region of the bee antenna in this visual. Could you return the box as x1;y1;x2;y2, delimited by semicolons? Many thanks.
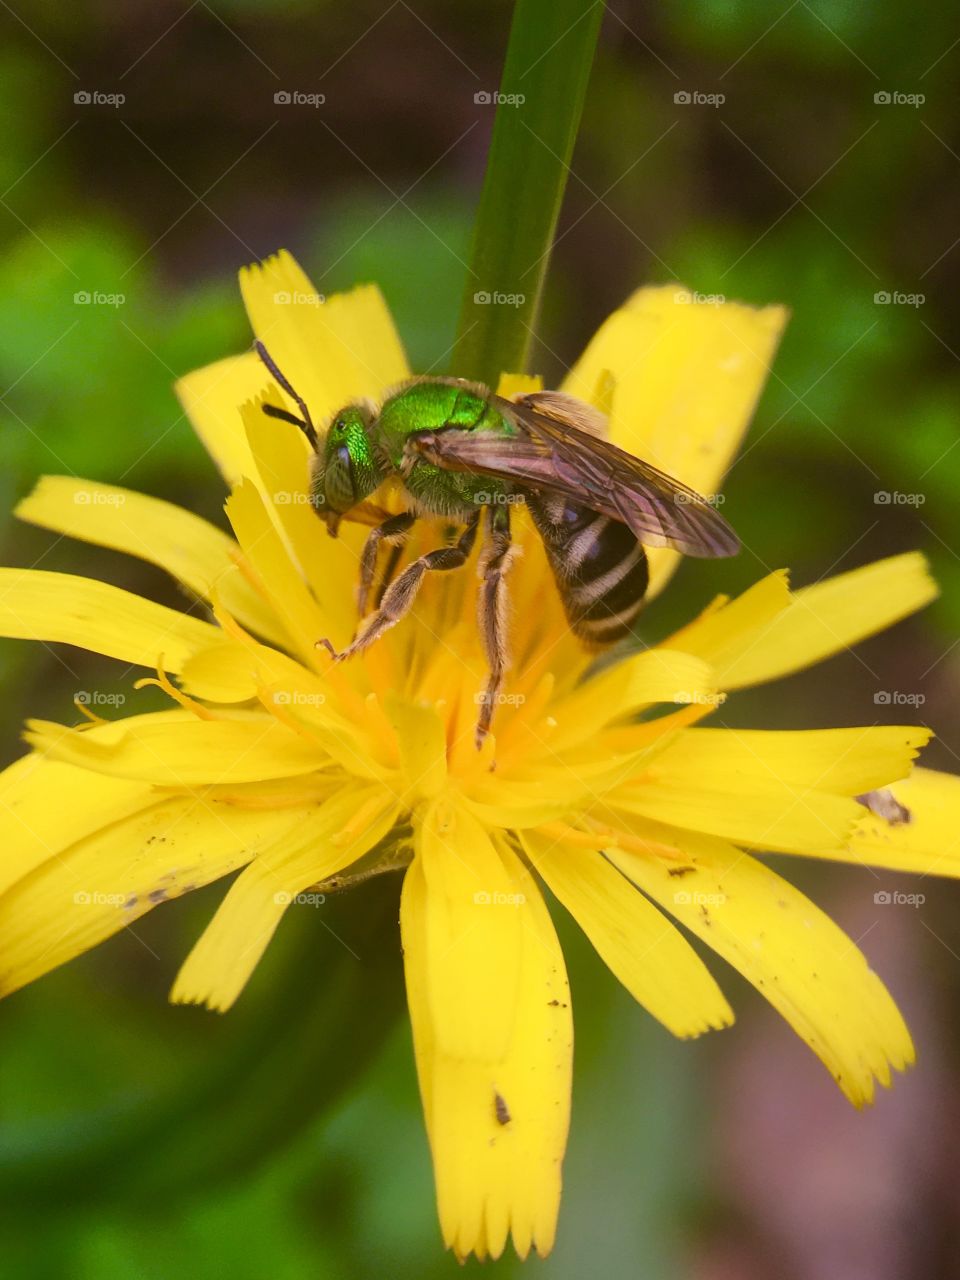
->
254;340;319;450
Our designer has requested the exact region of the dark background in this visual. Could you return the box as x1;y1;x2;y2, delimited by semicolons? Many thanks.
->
1;2;960;1276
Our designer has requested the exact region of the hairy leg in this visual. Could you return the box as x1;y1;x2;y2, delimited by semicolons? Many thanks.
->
356;512;415;617
475;506;514;748
320;513;480;660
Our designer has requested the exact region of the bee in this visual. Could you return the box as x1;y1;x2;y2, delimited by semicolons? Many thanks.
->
256;342;739;747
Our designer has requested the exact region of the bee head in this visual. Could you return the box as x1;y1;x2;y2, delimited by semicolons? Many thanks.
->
316;401;385;533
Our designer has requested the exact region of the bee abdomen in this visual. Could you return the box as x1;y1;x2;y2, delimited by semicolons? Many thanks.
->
529;497;649;646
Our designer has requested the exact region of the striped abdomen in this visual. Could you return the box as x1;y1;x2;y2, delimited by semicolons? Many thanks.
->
528;495;649;646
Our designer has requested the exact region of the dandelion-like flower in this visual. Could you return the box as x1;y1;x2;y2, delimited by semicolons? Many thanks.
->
1;251;957;1260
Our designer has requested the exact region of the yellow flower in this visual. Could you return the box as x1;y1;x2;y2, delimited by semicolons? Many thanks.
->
0;250;956;1260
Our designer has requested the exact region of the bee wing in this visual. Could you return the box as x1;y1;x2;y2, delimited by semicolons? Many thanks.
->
409;393;740;558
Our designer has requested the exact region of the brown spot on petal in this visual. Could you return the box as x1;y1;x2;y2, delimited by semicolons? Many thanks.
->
494;1092;511;1126
857;788;912;825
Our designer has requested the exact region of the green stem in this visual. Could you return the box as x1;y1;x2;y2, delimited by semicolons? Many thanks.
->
451;0;605;384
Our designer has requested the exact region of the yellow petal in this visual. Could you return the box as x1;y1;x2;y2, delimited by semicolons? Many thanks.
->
608;827;913;1104
496;373;542;399
665;570;792;679
242;398;366;648
402;841;571;1260
546;647;717;749
652;725;931;797
605;726;867;855
0;569;221;671
563;285;788;599
16;475;288;649
225;480;329;667
415;796;523;1061
239;251;409;427
843;768;960;876
0;752;152;895
691;554;936;690
175;351;267;486
25;711;324;785
523;830;732;1037
178;640;259;703
0;794;310;998
171;786;398;1010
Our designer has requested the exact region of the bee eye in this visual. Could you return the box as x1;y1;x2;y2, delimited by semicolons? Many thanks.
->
335;418;346;431
337;445;351;470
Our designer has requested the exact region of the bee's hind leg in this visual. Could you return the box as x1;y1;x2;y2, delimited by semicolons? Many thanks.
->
475;506;515;749
321;512;480;661
356;511;415;617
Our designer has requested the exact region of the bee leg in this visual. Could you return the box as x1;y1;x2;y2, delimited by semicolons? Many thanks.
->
475;506;514;749
324;513;480;660
374;541;406;610
356;512;415;617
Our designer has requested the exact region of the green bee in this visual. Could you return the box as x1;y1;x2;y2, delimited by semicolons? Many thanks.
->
256;341;739;746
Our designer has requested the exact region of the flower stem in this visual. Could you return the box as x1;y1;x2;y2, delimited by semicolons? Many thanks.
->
451;0;606;385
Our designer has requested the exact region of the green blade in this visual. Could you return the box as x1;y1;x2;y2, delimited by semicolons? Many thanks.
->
451;0;606;385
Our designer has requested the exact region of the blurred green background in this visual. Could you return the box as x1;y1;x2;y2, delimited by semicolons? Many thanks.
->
2;1;960;1276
